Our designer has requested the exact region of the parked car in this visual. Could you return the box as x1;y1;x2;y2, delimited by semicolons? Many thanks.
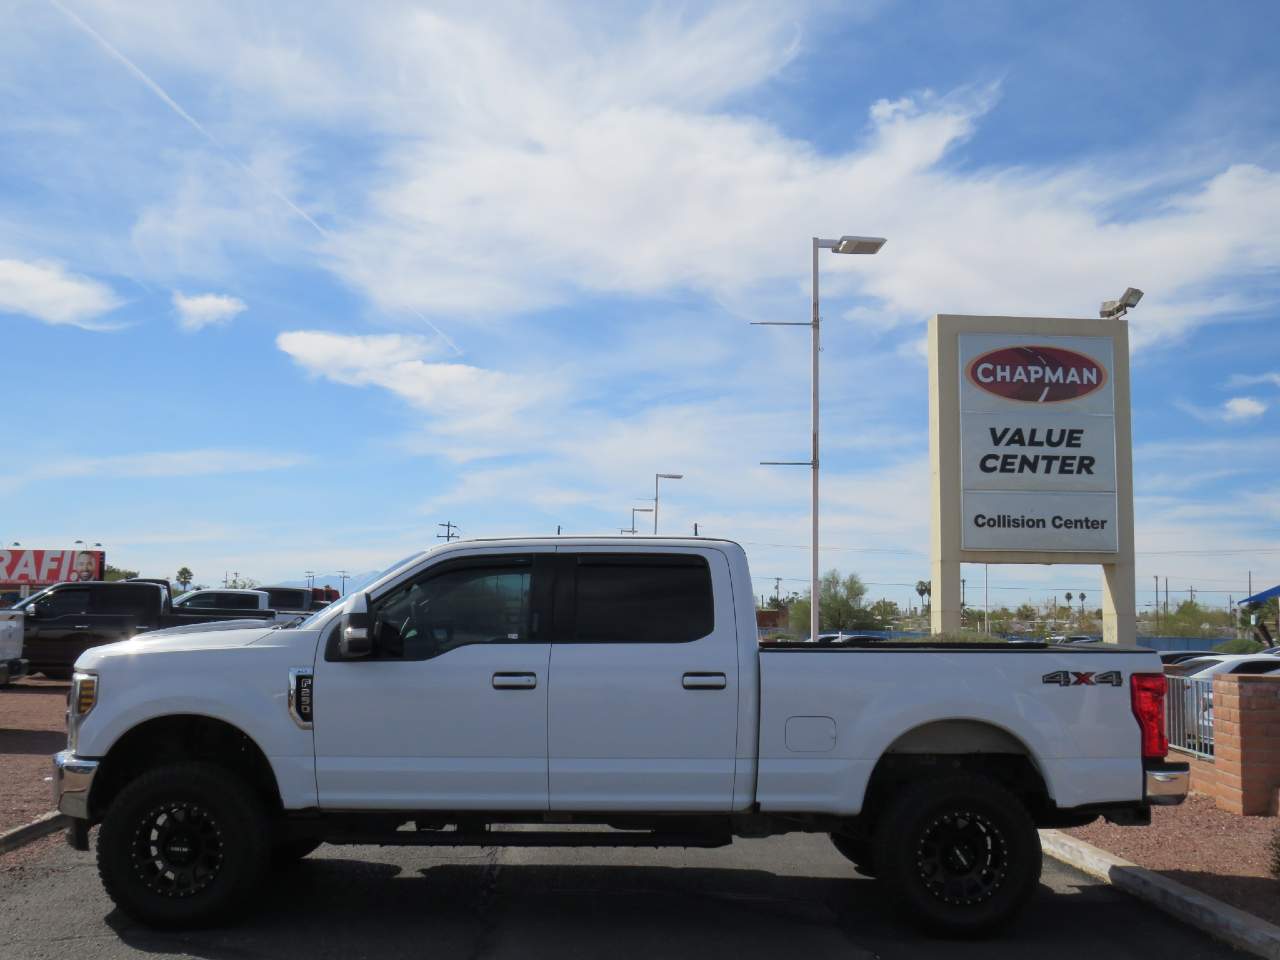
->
16;581;275;678
54;537;1186;936
1159;650;1218;665
1166;654;1280;752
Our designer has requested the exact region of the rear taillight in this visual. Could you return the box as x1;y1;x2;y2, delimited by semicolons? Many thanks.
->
1130;672;1168;760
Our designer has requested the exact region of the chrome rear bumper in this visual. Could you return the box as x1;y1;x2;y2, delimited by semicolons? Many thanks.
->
52;750;99;820
1145;761;1190;806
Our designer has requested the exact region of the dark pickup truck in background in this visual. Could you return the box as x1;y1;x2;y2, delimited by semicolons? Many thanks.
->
13;581;275;678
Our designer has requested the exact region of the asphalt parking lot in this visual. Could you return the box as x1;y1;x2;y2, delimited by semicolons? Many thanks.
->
0;830;1241;960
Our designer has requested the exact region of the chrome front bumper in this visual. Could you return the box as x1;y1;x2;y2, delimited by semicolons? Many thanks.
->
52;750;99;820
1145;761;1190;806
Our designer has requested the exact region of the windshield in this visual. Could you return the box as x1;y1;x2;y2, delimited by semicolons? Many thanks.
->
283;552;426;630
11;587;55;610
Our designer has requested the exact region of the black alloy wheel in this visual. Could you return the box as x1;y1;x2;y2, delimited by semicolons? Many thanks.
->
914;808;1007;906
129;800;225;898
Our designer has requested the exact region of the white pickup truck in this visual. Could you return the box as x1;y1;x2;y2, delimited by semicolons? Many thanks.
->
52;538;1186;935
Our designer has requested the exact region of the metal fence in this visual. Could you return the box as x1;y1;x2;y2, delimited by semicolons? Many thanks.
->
1167;675;1214;759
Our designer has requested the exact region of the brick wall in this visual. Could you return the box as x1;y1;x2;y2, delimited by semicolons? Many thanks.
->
1181;674;1280;816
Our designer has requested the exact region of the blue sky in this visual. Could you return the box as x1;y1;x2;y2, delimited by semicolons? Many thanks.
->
2;0;1278;612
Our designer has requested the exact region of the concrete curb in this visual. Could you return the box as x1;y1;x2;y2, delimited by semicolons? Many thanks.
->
1041;829;1280;959
0;811;68;856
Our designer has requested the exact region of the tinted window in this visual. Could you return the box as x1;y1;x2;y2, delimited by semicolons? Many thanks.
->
40;588;91;617
1232;661;1280;675
573;556;713;644
219;593;262;610
92;585;158;615
265;589;308;610
371;563;531;660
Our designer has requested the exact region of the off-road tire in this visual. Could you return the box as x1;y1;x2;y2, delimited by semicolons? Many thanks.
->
829;832;877;876
872;773;1041;937
97;762;270;928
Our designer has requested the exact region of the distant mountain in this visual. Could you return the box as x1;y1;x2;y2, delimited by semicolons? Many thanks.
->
276;570;383;594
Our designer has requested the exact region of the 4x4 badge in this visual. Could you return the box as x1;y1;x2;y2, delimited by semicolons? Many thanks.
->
1042;670;1122;687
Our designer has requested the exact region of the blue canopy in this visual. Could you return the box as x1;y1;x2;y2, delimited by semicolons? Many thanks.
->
1241;585;1280;605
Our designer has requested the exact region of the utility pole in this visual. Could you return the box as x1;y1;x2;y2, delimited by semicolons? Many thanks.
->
984;563;989;635
437;521;460;542
338;570;349;595
1154;575;1159;632
305;570;315;589
693;523;699;537
1164;577;1168;618
774;577;782;604
961;578;966;626
1190;585;1196;605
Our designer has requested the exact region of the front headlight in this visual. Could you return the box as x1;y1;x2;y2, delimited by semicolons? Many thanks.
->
67;672;98;753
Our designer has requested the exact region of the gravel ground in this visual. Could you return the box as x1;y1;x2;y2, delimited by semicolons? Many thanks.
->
1066;792;1280;925
0;677;67;834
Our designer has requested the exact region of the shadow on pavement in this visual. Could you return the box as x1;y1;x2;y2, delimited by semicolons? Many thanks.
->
102;854;1242;960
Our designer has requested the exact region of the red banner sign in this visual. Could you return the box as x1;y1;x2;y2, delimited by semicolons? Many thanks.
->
0;549;105;586
967;345;1107;403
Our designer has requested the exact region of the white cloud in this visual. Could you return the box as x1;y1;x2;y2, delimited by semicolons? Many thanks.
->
0;448;308;493
276;331;558;458
1227;371;1280;389
1176;396;1268;423
1223;396;1267;420
0;258;122;329
172;291;247;331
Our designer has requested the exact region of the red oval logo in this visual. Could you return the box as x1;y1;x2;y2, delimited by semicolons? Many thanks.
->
967;345;1106;403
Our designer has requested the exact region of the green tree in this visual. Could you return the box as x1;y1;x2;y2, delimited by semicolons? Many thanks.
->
787;569;876;635
867;598;900;623
103;564;138;582
175;567;194;591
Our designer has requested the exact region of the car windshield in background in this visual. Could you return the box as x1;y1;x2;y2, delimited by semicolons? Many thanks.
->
1232;661;1280;675
1167;658;1218;675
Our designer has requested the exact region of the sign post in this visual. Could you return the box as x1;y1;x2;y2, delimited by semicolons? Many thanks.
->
928;314;1135;643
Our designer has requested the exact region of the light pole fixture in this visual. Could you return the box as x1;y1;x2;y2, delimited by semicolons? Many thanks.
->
653;474;682;535
624;506;653;535
1099;287;1143;319
757;234;886;641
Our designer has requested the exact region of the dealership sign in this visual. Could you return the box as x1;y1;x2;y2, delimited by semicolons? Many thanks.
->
959;334;1118;553
0;549;105;585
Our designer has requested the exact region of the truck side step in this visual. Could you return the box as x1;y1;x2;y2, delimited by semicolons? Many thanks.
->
325;829;733;849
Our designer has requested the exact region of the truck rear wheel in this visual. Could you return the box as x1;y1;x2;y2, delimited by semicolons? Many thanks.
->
97;762;269;928
872;773;1041;937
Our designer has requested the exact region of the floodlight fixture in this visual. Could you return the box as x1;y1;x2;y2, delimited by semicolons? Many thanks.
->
830;235;887;255
1100;286;1144;319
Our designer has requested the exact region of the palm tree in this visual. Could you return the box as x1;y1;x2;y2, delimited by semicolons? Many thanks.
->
176;567;194;592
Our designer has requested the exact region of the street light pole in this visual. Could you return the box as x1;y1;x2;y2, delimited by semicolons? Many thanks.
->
759;235;884;643
628;506;653;535
653;474;682;535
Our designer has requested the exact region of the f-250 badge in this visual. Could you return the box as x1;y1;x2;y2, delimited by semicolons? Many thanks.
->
1042;670;1122;687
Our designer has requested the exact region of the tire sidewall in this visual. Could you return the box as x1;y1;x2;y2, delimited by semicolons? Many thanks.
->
99;763;268;928
875;775;1041;936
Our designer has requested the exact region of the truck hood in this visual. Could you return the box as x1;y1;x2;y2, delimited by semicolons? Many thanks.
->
75;624;281;671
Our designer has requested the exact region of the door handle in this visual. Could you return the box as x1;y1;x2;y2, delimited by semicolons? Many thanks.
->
492;672;537;690
682;672;727;690
73;625;90;630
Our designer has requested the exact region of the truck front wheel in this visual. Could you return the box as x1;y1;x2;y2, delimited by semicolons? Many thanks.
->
97;762;269;928
872;773;1041;937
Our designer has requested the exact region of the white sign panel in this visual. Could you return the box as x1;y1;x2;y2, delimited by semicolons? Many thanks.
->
959;334;1118;553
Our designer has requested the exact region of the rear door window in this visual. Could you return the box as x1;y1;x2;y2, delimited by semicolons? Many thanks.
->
570;555;713;644
91;586;157;615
